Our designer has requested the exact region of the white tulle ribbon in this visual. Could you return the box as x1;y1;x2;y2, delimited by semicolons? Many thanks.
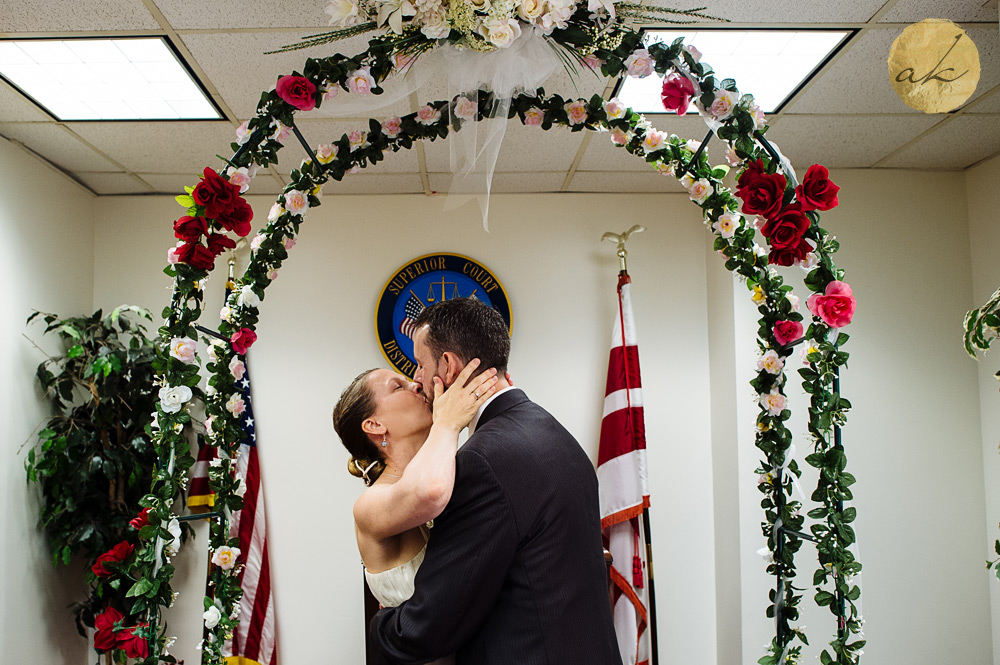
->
308;29;563;229
779;443;807;504
438;28;562;229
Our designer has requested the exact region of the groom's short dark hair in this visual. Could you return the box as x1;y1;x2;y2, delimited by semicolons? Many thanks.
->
414;298;509;375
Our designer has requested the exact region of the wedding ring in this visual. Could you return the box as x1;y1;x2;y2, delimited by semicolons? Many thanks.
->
474;391;480;398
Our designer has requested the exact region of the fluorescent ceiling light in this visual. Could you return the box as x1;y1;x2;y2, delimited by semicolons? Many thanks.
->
0;37;221;121
617;30;852;114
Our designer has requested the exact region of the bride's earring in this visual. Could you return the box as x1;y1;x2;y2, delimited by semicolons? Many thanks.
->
381;434;387;447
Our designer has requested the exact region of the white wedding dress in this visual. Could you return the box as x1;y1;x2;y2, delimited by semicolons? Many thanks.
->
365;525;455;665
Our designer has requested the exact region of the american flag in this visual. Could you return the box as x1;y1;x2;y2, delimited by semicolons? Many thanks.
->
224;360;278;664
399;293;425;339
597;272;651;665
187;439;216;513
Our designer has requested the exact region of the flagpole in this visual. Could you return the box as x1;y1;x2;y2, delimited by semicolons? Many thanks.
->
602;226;659;665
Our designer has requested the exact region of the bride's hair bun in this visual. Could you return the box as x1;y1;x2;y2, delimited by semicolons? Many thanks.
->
333;369;385;485
347;457;386;486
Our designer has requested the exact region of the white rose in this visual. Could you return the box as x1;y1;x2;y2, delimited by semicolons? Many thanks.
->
158;385;193;414
712;211;741;238
237;285;260;309
220;305;233;323
688;178;712;204
267;203;283;222
203;605;222;629
469;0;491;11
284;190;309;216
419;9;451;39
212;546;241;570
679;172;695;190
517;0;544;20
234;477;247;498
479;17;521;48
757;349;784;375
164;517;182;557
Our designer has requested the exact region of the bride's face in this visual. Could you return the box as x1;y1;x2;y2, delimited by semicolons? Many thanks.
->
366;369;433;441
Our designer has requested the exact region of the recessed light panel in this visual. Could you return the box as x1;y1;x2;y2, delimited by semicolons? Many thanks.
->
617;30;852;114
0;37;221;121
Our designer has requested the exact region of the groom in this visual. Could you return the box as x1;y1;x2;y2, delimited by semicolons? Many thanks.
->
371;298;622;665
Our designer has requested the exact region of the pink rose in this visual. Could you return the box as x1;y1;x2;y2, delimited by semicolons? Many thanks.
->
167;242;183;265
383;117;402;138
347;67;376;95
661;72;695;115
417;104;440;125
807;281;856;328
230;328;257;354
523;108;543;126
250;234;266;251
275;75;317;111
610;129;629;146
454;96;478;121
284;237;296;249
565;100;588;125
773;320;804;346
229;356;246;380
624;49;654;78
583;54;603;71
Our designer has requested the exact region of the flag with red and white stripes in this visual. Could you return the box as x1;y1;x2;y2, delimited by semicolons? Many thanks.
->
187;439;216;513
223;359;278;665
399;293;425;339
597;272;651;665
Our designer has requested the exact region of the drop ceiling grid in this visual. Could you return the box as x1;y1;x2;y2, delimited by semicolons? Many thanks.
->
1;0;997;194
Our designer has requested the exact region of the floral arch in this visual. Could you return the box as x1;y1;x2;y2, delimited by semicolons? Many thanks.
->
114;6;864;665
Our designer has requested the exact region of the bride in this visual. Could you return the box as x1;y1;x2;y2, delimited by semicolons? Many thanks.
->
332;359;499;660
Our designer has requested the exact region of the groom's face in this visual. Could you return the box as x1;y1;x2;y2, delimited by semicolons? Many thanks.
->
412;325;447;402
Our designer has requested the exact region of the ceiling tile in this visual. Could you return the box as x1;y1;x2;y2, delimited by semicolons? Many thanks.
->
786;26;1000;114
880;0;999;23
77;172;153;194
568;170;687;193
0;0;159;31
764;114;942;168
320;172;423;194
422;119;585;172
966;86;1000;113
0;81;50;121
686;0;887;23
0;122;121;172
69;121;238;173
273;119;420;174
577;115;714;172
428;171;566;193
877;114;1000;169
180;31;378;118
156;0;331;29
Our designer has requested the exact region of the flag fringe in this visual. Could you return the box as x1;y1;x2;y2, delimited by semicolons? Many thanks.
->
610;566;649;623
601;496;650;530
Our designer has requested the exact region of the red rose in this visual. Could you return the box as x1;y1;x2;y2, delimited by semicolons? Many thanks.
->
738;168;786;220
117;624;150;660
773;320;804;346
807;281;856;328
173;215;208;242
91;541;134;578
231;328;258;355
207;233;237;257
276;75;317;112
736;159;766;190
760;203;810;250
193;167;240;219
768;238;813;267
795;164;840;212
217;198;253;237
660;72;695;115
176;241;216;270
129;508;151;530
93;606;123;652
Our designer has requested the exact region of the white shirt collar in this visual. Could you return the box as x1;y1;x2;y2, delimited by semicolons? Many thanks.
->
466;386;517;438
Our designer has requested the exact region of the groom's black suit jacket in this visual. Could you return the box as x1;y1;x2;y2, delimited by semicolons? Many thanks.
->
371;389;622;665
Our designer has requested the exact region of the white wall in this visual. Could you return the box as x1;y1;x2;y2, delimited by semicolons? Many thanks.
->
92;191;719;665
2;136;996;665
0;137;95;664
732;168;994;665
967;153;1000;665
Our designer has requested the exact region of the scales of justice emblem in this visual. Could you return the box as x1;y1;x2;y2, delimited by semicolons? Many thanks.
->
375;253;512;377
